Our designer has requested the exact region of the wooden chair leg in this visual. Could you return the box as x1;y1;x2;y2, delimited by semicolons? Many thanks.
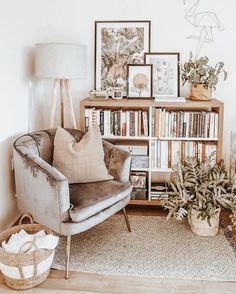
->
122;208;131;232
65;236;71;279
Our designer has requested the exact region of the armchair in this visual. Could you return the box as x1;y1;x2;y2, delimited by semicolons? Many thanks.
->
13;128;132;278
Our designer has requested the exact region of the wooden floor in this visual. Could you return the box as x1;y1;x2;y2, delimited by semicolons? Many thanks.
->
0;206;236;294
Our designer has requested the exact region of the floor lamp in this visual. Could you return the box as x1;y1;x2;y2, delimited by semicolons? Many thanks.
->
35;43;86;128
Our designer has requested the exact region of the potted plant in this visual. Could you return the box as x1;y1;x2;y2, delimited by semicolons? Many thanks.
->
162;155;236;236
180;53;227;101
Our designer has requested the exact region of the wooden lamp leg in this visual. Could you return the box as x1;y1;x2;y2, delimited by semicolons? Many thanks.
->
60;79;65;128
65;79;77;129
49;79;59;128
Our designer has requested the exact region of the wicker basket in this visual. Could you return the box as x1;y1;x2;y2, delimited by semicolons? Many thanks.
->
0;214;55;290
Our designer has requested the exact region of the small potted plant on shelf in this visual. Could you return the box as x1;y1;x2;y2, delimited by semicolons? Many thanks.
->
180;52;228;101
162;155;236;237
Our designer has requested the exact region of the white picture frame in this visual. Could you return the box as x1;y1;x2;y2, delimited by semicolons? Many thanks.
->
144;52;180;99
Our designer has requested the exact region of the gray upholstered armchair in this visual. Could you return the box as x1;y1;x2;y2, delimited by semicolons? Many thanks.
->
13;128;132;278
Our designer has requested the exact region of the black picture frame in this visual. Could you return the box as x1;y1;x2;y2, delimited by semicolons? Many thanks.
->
144;52;180;98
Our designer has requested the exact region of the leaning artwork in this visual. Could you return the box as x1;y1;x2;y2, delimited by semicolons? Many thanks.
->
95;21;150;95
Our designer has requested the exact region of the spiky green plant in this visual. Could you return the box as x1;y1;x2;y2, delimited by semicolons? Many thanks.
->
162;155;236;226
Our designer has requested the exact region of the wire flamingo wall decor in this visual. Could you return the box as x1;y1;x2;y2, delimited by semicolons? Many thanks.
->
183;0;224;59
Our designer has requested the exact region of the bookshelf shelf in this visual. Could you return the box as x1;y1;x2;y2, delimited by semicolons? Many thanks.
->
129;199;161;206
80;97;224;206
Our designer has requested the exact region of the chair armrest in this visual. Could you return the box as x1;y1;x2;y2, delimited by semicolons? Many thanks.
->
103;140;131;182
13;148;70;234
109;147;132;183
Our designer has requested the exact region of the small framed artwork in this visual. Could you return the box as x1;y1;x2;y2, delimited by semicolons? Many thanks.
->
127;64;153;99
144;52;180;99
95;20;151;95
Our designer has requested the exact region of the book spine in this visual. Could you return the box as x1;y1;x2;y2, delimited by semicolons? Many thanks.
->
130;111;135;136
155;108;160;138
134;111;139;137
122;111;126;136
100;110;104;135
126;111;130;136
143;111;148;137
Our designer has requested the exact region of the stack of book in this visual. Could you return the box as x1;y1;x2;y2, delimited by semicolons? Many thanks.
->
152;109;219;139
130;171;147;200
151;140;217;169
84;108;149;137
151;182;170;200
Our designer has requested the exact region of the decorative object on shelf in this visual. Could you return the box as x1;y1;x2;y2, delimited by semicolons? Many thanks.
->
115;142;148;156
89;90;109;101
180;53;227;101
35;43;87;128
131;155;149;170
130;171;147;200
111;87;123;100
162;156;236;236
144;52;180;100
151;182;170;200
130;171;147;188
127;64;153;99
95;20;151;95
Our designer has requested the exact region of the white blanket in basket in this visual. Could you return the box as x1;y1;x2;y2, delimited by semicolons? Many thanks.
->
0;230;59;279
1;229;59;253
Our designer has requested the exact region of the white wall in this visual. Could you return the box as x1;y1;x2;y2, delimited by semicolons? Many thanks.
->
0;0;236;230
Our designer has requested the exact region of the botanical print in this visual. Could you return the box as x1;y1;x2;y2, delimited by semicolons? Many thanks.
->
128;65;152;98
95;21;150;94
145;53;179;98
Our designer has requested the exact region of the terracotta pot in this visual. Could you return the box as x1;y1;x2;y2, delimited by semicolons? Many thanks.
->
190;84;212;101
187;208;220;237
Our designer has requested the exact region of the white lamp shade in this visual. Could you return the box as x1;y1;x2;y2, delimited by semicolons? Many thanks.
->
35;43;87;79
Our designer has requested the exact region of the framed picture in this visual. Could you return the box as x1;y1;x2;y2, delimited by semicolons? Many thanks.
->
95;20;151;95
230;130;236;173
144;52;180;98
127;64;153;99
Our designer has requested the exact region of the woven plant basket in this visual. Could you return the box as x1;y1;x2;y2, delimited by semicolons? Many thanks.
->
188;208;220;237
0;214;55;290
190;84;212;101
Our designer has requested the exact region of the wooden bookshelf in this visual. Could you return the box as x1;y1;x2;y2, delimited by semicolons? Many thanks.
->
80;98;224;206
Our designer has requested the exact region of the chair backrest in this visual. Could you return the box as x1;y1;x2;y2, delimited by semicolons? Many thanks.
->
14;128;84;164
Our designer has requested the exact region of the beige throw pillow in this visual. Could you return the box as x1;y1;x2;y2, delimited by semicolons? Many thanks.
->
53;126;113;184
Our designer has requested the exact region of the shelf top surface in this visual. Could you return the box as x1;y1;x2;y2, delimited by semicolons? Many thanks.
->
81;97;223;108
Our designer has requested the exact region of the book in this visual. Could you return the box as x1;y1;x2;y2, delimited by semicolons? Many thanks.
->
154;97;186;102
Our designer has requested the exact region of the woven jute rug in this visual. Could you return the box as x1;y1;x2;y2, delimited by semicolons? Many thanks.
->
52;215;236;281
